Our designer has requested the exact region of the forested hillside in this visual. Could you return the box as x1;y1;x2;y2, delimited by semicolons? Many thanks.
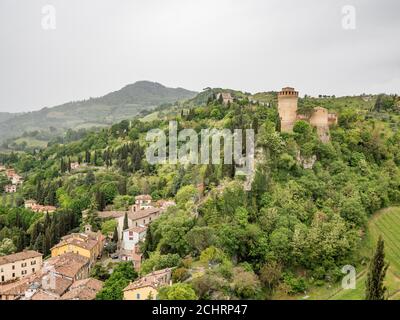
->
0;81;197;143
1;89;399;299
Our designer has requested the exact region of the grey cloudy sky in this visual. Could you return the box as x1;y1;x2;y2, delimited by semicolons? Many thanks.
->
0;0;399;112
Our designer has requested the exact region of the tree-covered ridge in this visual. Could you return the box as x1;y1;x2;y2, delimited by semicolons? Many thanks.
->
0;90;399;299
0;81;197;144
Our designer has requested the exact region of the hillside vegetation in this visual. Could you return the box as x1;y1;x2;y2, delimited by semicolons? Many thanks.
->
0;89;399;300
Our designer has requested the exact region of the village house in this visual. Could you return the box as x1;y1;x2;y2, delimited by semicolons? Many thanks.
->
1;252;94;300
70;162;81;170
31;204;57;214
123;268;172;300
216;92;234;105
11;174;23;185
24;199;57;213
60;278;103;300
5;168;16;179
119;244;143;269
25;252;91;300
4;184;17;193
0;250;43;284
26;276;73;300
0;274;36;300
24;199;37;209
50;227;105;267
98;207;162;236
135;194;153;210
132;250;143;272
156;200;176;211
121;226;147;251
44;253;90;282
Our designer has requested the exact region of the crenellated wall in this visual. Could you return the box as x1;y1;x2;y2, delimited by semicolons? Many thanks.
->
277;87;338;143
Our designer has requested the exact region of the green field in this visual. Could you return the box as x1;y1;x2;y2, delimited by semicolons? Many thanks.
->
14;137;48;148
331;207;400;300
274;207;400;300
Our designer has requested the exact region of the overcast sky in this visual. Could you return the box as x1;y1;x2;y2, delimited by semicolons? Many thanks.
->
0;0;399;113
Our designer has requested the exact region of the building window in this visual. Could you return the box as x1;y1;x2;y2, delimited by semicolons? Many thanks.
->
136;293;141;299
31;261;36;265
32;268;35;272
12;273;15;278
12;265;15;270
21;263;27;268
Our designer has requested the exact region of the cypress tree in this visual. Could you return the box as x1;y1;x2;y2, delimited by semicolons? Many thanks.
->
85;150;91;164
60;158;64;173
33;233;44;252
43;213;51;231
112;226;118;243
365;236;389;300
30;222;41;247
123;212;129;231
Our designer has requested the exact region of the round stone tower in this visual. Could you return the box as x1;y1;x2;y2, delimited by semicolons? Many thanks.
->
278;87;299;132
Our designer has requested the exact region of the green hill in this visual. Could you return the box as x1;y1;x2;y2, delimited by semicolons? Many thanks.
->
0;81;197;142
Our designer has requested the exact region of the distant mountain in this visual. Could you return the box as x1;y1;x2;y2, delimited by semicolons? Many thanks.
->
0;81;197;142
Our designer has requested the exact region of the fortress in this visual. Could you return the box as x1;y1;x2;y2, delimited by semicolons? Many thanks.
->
277;87;338;143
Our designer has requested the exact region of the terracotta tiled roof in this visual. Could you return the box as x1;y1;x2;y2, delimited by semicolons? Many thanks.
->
0;250;42;266
98;211;125;219
135;195;152;201
45;253;89;279
31;290;58;300
31;204;57;212
126;226;147;234
123;268;171;292
28;273;73;297
156;200;176;208
51;233;100;251
128;207;160;220
0;276;33;296
70;278;103;291
60;278;103;300
98;207;160;221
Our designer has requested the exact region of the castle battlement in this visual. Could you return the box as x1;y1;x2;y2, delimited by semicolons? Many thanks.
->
278;87;299;97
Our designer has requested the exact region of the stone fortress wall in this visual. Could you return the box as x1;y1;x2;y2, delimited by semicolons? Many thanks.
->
277;87;337;143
